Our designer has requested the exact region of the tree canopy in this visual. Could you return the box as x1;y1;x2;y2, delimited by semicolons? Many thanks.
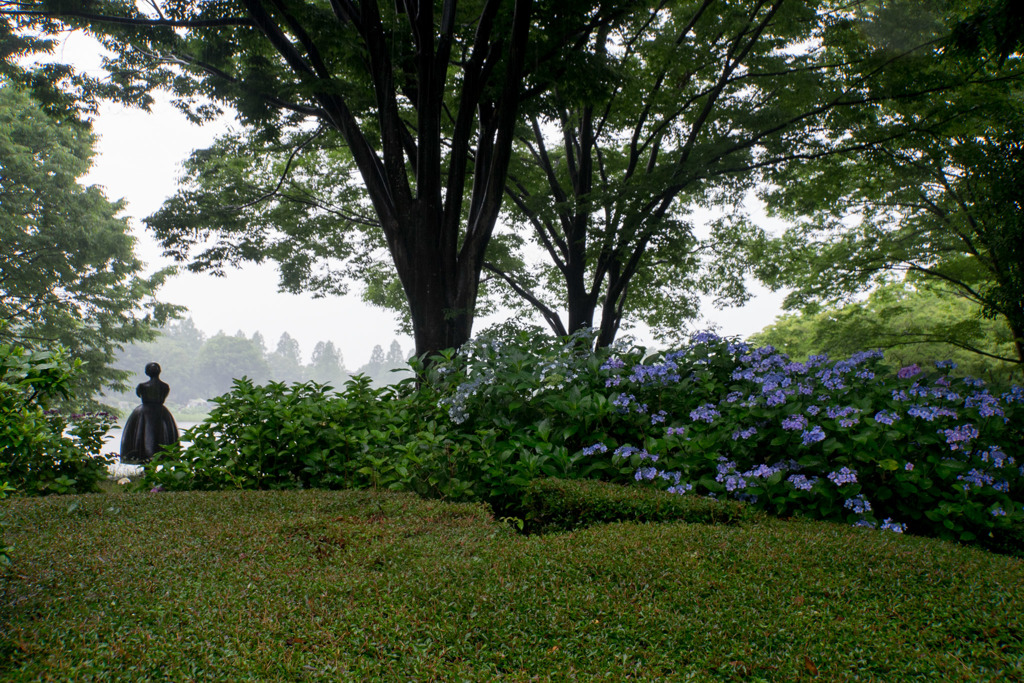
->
750;279;1021;385
752;41;1024;371
2;0;642;358
0;82;178;406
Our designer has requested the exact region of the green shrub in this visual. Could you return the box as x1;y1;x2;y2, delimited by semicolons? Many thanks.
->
521;477;754;533
0;343;114;496
142;375;488;501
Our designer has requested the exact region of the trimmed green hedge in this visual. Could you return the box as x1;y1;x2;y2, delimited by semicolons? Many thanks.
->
521;477;755;533
4;488;1023;680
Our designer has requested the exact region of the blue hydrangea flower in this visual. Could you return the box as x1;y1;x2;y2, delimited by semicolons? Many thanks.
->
844;495;872;515
965;392;1004;418
691;331;721;345
939;423;979;451
801;425;826;445
827;467;858;486
614;445;640;459
826;405;859;420
689;403;721;423
582;443;608;456
600;357;625;371
787;474;818;491
956;468;994;491
781;414;808;431
874;410;900;425
732;426;758;440
635;467;659;481
880;518;907;533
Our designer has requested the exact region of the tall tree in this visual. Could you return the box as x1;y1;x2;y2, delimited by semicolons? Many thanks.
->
385;339;405;366
753;56;1024;371
194;331;270;396
3;0;632;357
491;0;990;347
309;340;345;385
267;331;304;383
0;82;178;406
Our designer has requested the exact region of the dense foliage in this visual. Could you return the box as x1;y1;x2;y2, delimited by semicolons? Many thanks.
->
750;280;1021;385
0;84;179;408
140;327;1023;553
0;342;114;496
753;36;1024;369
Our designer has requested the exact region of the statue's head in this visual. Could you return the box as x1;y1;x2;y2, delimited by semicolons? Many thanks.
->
145;362;161;379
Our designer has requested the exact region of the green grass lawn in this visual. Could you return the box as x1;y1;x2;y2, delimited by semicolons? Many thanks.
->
2;488;1022;681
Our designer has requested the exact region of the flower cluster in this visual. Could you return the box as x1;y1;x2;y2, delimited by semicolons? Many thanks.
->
573;330;1021;543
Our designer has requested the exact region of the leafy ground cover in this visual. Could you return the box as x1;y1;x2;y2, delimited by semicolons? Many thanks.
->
2;488;1023;681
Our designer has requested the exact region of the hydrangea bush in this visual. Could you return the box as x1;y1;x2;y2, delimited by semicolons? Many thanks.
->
584;333;1023;546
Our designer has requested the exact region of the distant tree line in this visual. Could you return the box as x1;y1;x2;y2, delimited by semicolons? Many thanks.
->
109;319;410;413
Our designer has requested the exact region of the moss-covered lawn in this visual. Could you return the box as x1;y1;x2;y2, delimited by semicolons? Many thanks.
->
2;489;1022;681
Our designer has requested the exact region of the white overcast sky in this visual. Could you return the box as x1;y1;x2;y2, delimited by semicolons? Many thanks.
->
50;31;787;366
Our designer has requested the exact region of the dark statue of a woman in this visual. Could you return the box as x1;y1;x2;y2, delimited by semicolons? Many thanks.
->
120;362;179;464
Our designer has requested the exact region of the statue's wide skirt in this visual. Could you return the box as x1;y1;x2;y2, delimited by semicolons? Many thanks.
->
120;404;179;464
